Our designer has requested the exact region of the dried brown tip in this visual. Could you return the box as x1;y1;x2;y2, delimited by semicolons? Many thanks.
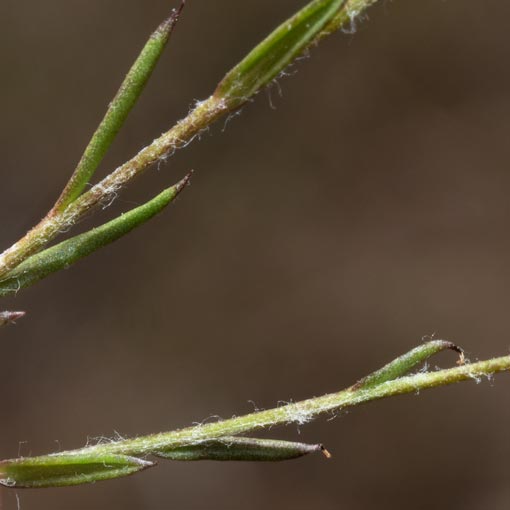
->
176;0;186;17
0;311;26;327
442;341;465;365
159;0;186;34
320;445;332;459
175;170;194;195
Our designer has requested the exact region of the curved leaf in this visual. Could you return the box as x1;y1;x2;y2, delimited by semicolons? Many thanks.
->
155;436;327;462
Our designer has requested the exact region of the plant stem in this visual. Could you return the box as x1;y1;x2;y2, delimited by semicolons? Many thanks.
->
1;349;507;488
41;355;510;458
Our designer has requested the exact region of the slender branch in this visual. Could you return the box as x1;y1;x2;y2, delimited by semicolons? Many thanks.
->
1;346;508;488
1;0;507;494
75;355;510;458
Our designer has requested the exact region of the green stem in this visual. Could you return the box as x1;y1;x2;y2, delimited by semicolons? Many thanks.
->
1;349;507;488
79;355;509;458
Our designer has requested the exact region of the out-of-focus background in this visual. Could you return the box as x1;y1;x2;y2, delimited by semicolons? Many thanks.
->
1;1;509;508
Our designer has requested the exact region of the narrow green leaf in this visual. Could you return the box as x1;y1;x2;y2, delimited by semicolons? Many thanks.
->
0;453;154;488
155;436;328;462
0;311;25;327
215;0;348;109
353;340;465;390
0;175;190;297
53;1;185;212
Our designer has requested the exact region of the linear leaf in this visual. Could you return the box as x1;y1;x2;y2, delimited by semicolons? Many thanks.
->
353;340;464;390
0;453;154;488
155;436;328;462
0;175;189;297
1;350;509;488
53;2;185;212
215;0;348;109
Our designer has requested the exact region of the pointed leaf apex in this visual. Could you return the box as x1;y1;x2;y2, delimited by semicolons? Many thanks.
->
158;1;186;38
0;184;188;298
0;311;26;327
352;340;467;390
320;445;332;459
175;170;193;195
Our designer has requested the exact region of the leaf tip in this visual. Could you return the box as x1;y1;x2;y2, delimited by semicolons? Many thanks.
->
158;0;186;37
436;340;465;364
0;311;26;327
134;456;157;470
320;445;332;459
175;170;194;194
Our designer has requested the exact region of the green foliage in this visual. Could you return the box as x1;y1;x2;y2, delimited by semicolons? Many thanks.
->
53;2;185;212
1;342;508;488
353;340;464;390
0;0;508;491
215;0;348;109
0;178;189;298
154;437;326;462
0;454;153;488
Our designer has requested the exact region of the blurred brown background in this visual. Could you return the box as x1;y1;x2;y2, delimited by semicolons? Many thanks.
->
1;1;509;509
